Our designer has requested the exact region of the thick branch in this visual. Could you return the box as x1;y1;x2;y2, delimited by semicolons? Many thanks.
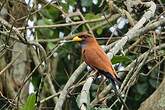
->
79;76;95;110
138;76;165;110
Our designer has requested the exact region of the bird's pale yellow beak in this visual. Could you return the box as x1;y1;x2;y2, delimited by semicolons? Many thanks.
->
72;36;82;42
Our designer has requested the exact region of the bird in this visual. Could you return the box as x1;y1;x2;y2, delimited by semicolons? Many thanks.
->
72;33;121;90
72;33;129;110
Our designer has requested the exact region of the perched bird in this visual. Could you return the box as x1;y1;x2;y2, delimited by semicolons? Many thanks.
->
72;33;121;89
72;33;129;110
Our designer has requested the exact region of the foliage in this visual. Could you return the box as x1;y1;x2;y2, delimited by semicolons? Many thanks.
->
0;0;165;110
27;0;165;110
21;93;36;110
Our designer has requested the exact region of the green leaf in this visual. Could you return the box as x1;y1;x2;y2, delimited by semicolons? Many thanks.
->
73;16;80;21
81;0;93;7
31;73;41;91
47;7;61;20
161;0;165;3
69;0;77;5
37;19;54;25
96;28;103;35
85;13;100;20
111;55;131;64
21;93;36;110
47;42;56;50
37;19;54;37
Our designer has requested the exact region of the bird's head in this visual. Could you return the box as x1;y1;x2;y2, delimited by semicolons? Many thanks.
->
72;33;97;47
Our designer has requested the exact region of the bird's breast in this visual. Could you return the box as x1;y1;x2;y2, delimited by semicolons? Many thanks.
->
80;43;87;49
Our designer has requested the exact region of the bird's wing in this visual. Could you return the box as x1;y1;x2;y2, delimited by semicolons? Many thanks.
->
83;46;117;78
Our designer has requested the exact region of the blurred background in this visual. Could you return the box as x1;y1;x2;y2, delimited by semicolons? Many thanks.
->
0;0;165;110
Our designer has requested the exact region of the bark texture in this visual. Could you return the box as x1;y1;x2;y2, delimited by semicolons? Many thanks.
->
9;0;29;102
138;77;165;110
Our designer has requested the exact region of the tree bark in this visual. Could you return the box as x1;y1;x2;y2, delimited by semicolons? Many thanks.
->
138;76;165;110
9;0;29;102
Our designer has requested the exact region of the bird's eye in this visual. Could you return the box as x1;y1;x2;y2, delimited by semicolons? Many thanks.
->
79;36;83;38
79;35;87;39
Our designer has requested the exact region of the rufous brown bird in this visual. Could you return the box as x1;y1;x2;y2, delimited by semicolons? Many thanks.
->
72;33;121;89
72;33;129;110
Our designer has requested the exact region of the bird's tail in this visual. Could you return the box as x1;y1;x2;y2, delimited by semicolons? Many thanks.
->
107;73;121;90
96;68;129;110
114;74;122;86
107;74;129;110
114;89;129;110
109;75;119;91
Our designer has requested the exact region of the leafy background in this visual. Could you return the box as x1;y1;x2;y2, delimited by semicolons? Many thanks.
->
32;0;164;110
0;0;165;110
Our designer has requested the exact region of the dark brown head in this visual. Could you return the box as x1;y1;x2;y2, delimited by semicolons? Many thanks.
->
72;33;97;46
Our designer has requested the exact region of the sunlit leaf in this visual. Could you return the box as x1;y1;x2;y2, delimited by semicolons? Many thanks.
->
111;55;131;64
21;93;36;110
